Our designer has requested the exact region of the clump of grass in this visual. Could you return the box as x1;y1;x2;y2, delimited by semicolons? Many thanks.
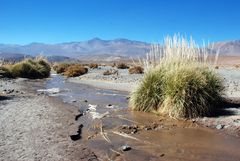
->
89;63;98;69
64;64;88;77
53;63;71;74
103;69;118;75
128;66;144;74
0;66;13;78
130;35;223;118
111;63;116;67
117;63;129;69
11;58;51;79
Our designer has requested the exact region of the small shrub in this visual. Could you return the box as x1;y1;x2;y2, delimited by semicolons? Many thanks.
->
130;35;223;118
0;66;12;78
103;69;118;75
117;63;129;69
128;66;144;74
111;63;116;67
11;59;51;79
215;66;219;69
53;63;71;74
64;64;88;77
89;63;98;69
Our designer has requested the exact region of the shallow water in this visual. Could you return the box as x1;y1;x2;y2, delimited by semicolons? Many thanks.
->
36;74;240;161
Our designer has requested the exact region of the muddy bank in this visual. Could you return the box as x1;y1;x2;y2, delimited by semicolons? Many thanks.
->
0;79;98;161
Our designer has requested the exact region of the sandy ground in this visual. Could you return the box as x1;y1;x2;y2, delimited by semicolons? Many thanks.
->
0;79;98;161
68;66;142;92
69;66;240;137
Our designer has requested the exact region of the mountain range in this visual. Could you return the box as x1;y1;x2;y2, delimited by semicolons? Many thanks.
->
0;38;240;62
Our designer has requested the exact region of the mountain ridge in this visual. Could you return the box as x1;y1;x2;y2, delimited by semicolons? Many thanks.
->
0;38;240;62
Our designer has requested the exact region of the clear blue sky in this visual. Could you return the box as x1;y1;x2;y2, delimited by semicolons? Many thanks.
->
0;0;240;44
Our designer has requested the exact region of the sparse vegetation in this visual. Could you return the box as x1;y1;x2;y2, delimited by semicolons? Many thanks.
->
128;66;144;74
117;63;129;69
103;69;118;75
53;63;71;74
63;64;88;77
130;35;223;118
89;63;98;69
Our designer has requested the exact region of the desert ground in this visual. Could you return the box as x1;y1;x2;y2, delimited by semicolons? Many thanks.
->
0;79;98;161
1;58;240;161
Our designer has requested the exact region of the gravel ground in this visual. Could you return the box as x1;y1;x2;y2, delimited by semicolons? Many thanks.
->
0;79;98;161
69;66;143;92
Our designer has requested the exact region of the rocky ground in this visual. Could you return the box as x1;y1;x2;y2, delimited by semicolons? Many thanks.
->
0;79;98;161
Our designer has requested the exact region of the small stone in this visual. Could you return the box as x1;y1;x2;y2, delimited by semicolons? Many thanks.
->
72;100;77;102
126;96;130;100
233;119;240;124
216;124;224;130
121;145;131;151
144;127;151;131
84;100;88;102
121;125;129;129
160;154;165;157
131;129;137;134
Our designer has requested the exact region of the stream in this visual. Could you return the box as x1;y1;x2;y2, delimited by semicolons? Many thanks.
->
35;74;240;161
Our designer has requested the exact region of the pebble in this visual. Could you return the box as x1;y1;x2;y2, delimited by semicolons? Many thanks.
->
121;145;131;151
216;124;224;130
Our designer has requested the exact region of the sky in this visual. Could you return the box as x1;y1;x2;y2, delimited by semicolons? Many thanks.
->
0;0;240;45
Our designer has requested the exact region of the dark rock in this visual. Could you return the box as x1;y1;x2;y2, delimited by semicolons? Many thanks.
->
160;154;165;157
84;100;88;103
131;129;137;134
121;145;131;151
126;96;130;100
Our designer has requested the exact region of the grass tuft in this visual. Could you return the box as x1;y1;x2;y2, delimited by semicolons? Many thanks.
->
117;63;129;69
89;63;99;69
53;63;71;74
63;64;88;77
0;66;13;78
128;66;144;74
10;58;50;79
130;35;223;118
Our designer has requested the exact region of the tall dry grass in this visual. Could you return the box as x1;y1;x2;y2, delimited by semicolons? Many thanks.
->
130;35;223;118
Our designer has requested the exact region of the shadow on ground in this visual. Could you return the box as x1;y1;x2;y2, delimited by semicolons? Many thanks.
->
0;95;13;101
211;97;240;117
